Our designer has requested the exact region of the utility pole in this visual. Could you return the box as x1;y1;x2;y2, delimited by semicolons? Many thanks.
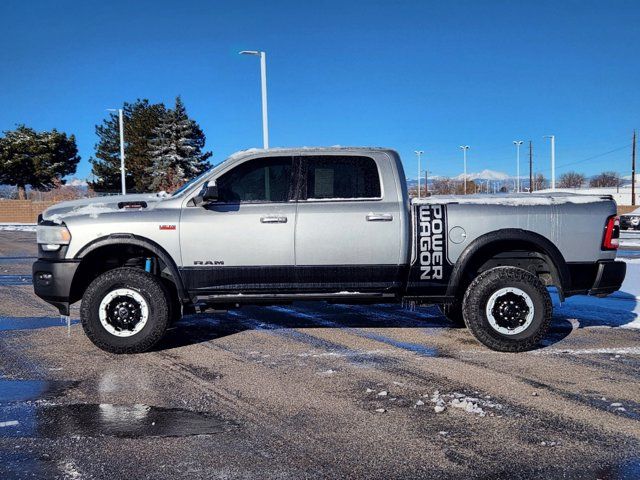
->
424;170;429;195
415;150;424;198
459;145;470;194
633;130;637;206
529;141;533;193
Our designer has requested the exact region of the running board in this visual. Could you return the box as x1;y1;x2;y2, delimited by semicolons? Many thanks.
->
194;292;396;305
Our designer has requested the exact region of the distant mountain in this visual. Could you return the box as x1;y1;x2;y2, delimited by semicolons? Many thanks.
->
454;169;510;181
66;178;88;187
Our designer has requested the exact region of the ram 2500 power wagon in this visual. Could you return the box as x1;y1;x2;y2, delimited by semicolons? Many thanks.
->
33;147;626;354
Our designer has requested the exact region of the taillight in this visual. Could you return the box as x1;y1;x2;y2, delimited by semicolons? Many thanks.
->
602;215;620;250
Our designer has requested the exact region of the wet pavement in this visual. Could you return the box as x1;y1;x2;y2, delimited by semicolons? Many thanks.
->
0;231;639;479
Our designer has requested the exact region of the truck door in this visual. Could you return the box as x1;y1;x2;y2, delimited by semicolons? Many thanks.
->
179;156;296;294
293;154;403;292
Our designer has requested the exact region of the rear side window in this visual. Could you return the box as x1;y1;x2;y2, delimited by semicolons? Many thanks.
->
216;156;293;203
303;156;381;200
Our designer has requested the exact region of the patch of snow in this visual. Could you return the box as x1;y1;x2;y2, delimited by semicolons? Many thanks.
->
429;390;504;417
0;420;19;427
375;408;387;413
50;203;119;223
58;460;82;480
533;347;640;355
377;390;388;397
413;193;610;206
0;224;37;232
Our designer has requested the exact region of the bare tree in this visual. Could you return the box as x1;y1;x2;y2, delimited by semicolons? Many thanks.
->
533;173;547;191
454;180;477;195
431;177;455;195
559;171;586;189
589;171;621;188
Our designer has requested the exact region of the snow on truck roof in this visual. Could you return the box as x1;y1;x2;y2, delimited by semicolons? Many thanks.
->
412;193;614;206
226;146;396;160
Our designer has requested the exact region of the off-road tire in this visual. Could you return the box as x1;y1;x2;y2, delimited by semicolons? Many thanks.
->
439;302;465;327
80;267;170;354
462;266;552;352
161;278;183;324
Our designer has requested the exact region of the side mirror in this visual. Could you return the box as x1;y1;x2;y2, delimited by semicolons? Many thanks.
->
192;183;219;207
203;185;219;202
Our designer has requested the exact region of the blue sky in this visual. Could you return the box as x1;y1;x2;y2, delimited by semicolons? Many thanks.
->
1;0;639;181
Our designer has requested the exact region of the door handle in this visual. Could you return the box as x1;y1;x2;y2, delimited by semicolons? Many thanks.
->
260;216;288;224
366;213;393;222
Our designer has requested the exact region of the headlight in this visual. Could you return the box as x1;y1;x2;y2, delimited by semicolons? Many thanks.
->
37;225;71;249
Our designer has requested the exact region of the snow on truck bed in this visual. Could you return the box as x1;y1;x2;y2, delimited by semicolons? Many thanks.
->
412;193;612;206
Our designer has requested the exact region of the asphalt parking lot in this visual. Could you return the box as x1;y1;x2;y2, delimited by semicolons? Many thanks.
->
0;231;639;479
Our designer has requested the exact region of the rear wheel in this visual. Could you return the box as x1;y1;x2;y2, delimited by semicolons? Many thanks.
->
80;267;170;354
462;266;551;352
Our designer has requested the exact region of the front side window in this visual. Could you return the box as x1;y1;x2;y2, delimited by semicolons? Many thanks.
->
304;155;381;200
216;156;293;203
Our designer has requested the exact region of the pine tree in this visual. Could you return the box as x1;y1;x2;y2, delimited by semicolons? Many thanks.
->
0;125;80;199
89;99;166;193
147;97;212;192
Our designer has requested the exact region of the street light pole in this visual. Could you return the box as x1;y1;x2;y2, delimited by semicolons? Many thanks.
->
107;108;127;195
414;150;424;198
513;140;523;193
544;135;555;189
240;50;269;149
459;145;470;194
118;109;126;195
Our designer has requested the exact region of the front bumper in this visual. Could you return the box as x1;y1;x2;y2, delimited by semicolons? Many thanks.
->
32;259;81;315
589;260;626;297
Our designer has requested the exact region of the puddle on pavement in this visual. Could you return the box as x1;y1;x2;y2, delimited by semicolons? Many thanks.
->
0;274;32;286
564;457;640;480
0;379;78;403
0;377;233;438
0;403;234;438
0;316;79;331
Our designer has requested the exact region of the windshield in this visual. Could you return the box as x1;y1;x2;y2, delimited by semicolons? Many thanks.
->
171;169;211;197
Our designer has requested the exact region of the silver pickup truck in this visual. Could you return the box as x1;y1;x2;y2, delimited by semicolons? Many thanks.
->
33;147;626;354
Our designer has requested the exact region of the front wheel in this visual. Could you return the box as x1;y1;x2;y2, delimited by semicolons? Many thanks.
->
462;266;552;352
80;267;170;354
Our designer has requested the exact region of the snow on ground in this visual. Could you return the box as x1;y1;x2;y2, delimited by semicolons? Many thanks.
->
554;254;640;329
620;231;640;248
537;186;636;205
0;224;37;232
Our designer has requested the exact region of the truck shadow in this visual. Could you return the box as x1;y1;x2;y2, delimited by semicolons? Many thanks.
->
156;294;638;352
156;303;451;350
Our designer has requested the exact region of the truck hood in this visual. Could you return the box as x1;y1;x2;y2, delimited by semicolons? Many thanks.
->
42;192;169;224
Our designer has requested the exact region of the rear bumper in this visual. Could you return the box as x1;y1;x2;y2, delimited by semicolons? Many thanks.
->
32;259;81;315
565;260;626;297
588;260;626;297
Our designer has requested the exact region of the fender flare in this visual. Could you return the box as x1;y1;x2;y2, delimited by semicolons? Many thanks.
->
446;228;570;298
74;234;189;302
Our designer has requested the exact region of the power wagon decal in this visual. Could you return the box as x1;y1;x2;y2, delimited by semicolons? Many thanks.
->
406;204;453;296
